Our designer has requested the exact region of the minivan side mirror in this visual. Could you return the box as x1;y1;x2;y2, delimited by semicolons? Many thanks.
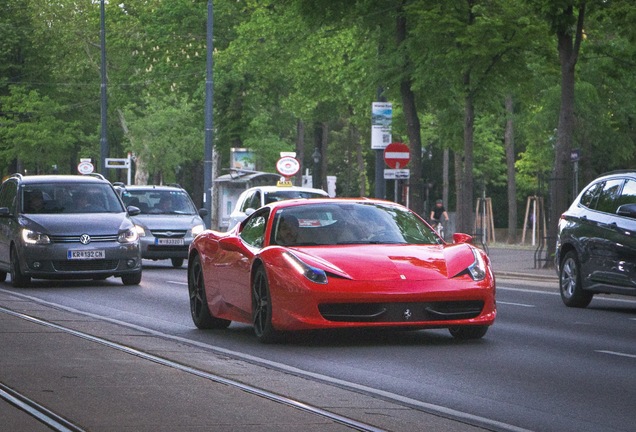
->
616;203;636;219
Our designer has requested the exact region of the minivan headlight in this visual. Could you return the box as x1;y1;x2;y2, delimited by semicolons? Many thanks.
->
22;229;51;245
118;228;139;244
191;224;205;236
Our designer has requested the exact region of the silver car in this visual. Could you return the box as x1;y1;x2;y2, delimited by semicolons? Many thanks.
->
0;174;142;287
118;185;207;268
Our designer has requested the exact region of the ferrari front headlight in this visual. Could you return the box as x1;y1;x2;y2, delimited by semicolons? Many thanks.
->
283;251;328;284
467;248;487;281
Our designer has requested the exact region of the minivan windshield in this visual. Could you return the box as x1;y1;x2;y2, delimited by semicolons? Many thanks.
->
22;183;125;214
121;190;197;215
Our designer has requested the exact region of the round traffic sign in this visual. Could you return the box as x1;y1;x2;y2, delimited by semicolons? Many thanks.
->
77;161;94;175
383;142;410;169
276;156;300;177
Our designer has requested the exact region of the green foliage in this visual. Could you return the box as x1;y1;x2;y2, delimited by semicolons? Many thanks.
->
0;86;82;173
123;93;201;184
0;0;634;228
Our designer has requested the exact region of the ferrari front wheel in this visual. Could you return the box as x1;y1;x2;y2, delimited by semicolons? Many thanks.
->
188;255;230;330
252;266;280;343
449;325;489;340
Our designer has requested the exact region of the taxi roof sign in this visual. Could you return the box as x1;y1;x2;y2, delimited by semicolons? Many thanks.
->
276;181;293;187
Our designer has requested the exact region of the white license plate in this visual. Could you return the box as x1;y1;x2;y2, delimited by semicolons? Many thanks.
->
67;250;105;260
156;238;184;246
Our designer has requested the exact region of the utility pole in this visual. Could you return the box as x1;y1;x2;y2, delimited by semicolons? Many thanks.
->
203;0;214;228
99;0;108;174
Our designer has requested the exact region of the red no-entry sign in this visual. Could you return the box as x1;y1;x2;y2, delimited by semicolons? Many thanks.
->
383;142;410;169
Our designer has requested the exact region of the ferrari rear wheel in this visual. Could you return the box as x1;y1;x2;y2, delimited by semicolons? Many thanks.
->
252;266;280;343
188;255;231;330
448;325;489;340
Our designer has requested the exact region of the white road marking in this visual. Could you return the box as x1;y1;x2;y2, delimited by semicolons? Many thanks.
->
596;350;636;359
498;301;535;308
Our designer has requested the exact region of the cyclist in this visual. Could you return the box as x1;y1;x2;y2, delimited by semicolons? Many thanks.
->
429;199;449;235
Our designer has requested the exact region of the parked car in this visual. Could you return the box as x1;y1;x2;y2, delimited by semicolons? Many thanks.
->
117;184;207;268
0;174;142;287
226;185;329;231
188;198;496;343
556;170;636;307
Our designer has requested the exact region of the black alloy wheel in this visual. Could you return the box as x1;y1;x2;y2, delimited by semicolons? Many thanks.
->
188;254;230;329
10;248;30;288
559;250;593;308
121;271;142;286
252;266;280;343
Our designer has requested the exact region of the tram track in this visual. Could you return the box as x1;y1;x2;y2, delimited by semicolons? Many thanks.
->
1;381;86;432
1;305;387;432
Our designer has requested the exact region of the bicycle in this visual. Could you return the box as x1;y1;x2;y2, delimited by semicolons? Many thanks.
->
431;219;445;239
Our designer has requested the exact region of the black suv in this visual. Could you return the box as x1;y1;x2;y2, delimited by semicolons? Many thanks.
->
556;170;636;307
0;174;142;287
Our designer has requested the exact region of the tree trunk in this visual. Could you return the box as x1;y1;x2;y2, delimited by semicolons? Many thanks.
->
321;122;328;190
456;2;477;235
457;71;475;234
311;122;323;189
295;119;305;187
454;151;462;226
397;1;423;213
442;148;449;208
354;125;366;197
546;4;585;267
505;94;517;243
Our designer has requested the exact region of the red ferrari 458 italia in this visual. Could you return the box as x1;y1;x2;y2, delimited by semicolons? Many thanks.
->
188;198;496;343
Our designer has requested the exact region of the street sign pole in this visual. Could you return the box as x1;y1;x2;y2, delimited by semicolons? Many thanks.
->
383;142;410;204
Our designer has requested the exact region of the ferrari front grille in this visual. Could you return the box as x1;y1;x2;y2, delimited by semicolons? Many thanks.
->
318;300;484;322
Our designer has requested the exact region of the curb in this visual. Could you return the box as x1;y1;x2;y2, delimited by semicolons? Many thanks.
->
495;271;558;282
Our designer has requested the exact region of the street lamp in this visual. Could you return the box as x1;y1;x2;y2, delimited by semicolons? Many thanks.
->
100;0;108;174
312;147;321;189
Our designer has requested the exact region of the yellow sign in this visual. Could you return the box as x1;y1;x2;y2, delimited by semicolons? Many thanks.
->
276;181;293;187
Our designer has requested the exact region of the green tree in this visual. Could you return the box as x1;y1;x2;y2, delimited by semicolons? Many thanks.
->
123;93;201;185
0;86;81;173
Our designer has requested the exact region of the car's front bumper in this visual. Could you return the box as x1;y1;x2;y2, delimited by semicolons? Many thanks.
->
17;241;141;279
139;236;192;260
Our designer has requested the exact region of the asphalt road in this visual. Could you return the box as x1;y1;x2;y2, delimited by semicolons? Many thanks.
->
2;261;635;432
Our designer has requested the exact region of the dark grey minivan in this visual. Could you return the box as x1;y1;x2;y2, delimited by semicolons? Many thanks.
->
0;174;142;287
556;170;636;307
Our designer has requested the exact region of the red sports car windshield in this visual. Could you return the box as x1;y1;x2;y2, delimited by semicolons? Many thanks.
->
268;202;441;247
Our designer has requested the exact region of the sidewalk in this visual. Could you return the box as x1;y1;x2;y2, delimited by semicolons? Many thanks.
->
486;243;558;281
